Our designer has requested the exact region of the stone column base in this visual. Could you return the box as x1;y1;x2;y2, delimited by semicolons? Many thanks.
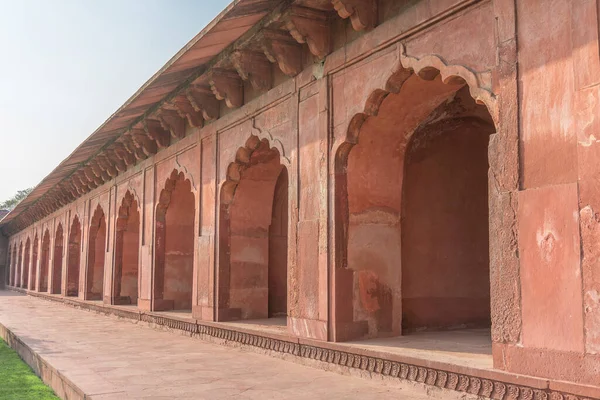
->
192;305;214;321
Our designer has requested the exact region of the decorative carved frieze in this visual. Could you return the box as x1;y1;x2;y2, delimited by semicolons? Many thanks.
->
144;119;171;149
284;6;331;58
185;85;220;121
260;30;303;77
208;69;244;109
231;50;273;91
16;290;595;400
331;0;377;31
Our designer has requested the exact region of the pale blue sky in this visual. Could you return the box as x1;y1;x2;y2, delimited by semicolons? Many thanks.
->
0;0;231;202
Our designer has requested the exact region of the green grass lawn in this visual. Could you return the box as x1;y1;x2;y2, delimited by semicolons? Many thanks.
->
0;339;59;400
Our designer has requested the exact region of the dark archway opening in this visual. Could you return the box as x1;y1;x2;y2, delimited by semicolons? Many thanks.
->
31;235;39;290
11;246;17;287
52;224;64;294
113;192;140;305
6;245;11;287
86;206;106;300
67;216;81;297
17;243;23;288
153;170;195;312
401;114;493;332
39;230;51;293
217;137;289;323
23;238;31;290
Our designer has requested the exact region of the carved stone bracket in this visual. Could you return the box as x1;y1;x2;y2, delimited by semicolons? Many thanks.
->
186;85;220;121
284;6;331;58
97;156;118;179
260;29;303;77
208;69;244;108
106;150;127;173
77;170;95;190
73;172;92;192
84;166;103;186
144;119;171;149
131;128;158;156
171;95;204;128
157;109;186;139
121;135;146;161
231;50;272;91
113;143;136;166
332;0;377;31
90;162;110;182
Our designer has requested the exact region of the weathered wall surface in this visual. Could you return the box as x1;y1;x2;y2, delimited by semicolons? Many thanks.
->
0;232;6;288
4;0;600;386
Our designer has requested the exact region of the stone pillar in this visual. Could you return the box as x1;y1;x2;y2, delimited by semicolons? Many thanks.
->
138;165;155;311
193;133;217;320
104;186;118;304
0;232;7;288
289;77;329;340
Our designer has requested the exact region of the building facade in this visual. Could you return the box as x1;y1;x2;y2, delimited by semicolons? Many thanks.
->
1;0;599;395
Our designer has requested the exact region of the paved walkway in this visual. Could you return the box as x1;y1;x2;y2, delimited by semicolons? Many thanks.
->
0;291;459;400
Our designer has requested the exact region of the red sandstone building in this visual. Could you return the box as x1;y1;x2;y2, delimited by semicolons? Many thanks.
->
1;0;599;398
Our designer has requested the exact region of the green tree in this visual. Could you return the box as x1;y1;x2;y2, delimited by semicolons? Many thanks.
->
0;188;33;211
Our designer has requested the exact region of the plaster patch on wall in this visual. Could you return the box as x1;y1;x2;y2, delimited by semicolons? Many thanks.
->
536;222;558;264
579;133;598;147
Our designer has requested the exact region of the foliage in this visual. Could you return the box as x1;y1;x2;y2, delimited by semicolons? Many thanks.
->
0;188;33;211
0;339;59;399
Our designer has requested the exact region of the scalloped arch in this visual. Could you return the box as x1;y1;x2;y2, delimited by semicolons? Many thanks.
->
250;119;290;164
156;169;194;221
343;44;497;147
119;190;139;216
399;45;496;111
221;134;286;207
90;204;105;228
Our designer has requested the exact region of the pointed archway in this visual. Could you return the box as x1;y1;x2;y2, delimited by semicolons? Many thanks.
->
6;245;11;287
66;216;81;297
113;192;140;305
10;245;17;286
334;66;495;341
52;224;64;294
30;234;38;290
17;242;23;288
153;170;195;311
86;205;106;300
39;230;51;292
23;238;31;289
217;137;289;322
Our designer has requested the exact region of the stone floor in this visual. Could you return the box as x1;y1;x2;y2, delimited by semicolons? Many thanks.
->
0;291;470;400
